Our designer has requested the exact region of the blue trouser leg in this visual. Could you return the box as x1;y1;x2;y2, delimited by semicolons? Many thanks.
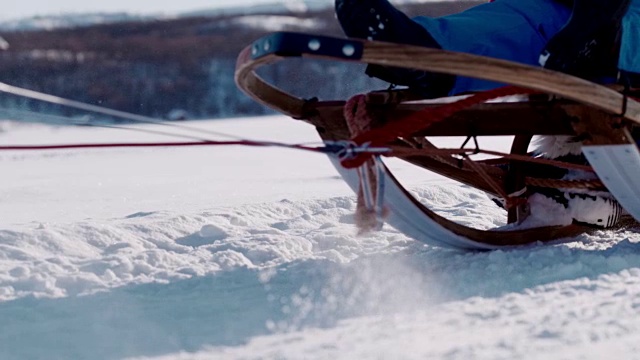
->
619;0;640;75
414;0;571;95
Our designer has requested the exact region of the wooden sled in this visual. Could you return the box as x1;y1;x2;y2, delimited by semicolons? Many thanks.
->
235;32;640;249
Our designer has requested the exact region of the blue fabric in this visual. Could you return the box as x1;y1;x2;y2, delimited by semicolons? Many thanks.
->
413;0;571;95
619;0;640;73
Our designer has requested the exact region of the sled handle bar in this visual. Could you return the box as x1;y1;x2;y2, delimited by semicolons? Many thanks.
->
235;32;640;123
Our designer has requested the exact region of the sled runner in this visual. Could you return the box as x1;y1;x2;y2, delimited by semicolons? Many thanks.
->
235;32;640;250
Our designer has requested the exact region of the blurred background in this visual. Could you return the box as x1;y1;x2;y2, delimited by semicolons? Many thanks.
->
0;0;482;122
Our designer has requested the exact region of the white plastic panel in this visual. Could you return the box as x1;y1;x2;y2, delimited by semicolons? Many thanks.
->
583;144;640;222
327;155;497;250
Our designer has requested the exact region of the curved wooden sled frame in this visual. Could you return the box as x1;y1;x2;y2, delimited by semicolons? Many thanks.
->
235;32;640;249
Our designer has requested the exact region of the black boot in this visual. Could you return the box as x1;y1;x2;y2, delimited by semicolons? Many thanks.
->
335;0;454;97
540;0;631;79
620;70;640;90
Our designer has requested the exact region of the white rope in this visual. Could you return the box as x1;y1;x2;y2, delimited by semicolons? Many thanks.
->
0;81;243;140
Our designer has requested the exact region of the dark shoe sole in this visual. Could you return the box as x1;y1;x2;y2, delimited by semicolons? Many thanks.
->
335;0;453;97
541;0;631;76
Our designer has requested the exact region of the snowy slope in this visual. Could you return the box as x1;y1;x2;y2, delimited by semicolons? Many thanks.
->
0;13;158;31
0;0;458;31
1;116;640;360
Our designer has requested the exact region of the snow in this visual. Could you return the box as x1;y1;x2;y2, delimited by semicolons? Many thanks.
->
1;115;640;359
231;15;325;32
0;36;8;51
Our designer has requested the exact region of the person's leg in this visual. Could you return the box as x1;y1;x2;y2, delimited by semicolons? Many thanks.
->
414;0;571;94
335;0;571;96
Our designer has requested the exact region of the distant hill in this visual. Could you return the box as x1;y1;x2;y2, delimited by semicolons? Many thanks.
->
0;13;157;32
0;1;483;121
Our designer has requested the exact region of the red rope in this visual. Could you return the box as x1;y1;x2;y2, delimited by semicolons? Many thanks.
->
341;86;538;168
344;94;374;136
343;94;390;234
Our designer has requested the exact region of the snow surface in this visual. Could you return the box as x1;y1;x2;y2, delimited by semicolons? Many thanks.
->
231;15;325;32
1;116;640;360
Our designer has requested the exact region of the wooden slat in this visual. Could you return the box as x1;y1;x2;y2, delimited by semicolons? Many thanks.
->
387;168;592;247
362;41;640;124
234;47;307;119
235;35;640;125
311;101;576;137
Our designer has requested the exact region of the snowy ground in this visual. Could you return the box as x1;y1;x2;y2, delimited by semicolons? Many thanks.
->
1;116;640;360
